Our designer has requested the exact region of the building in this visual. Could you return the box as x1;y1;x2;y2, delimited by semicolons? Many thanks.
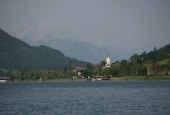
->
0;77;10;82
75;67;85;78
105;53;111;68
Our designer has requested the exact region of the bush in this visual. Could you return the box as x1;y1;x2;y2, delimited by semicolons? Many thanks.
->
116;74;126;77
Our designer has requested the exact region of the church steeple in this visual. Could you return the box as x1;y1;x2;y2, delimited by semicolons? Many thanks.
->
105;52;110;67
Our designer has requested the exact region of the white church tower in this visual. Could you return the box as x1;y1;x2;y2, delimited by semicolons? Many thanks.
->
105;53;111;67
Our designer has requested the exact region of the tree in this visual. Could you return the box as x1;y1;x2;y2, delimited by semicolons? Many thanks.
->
100;60;106;68
122;64;136;76
110;64;121;76
63;67;68;77
137;65;147;76
83;63;95;77
130;53;139;64
151;62;160;75
69;60;75;70
102;67;110;75
154;46;157;52
140;51;147;59
121;60;127;67
86;63;94;70
83;69;92;77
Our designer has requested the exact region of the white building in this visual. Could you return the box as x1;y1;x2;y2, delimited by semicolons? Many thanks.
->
105;53;111;67
0;77;9;82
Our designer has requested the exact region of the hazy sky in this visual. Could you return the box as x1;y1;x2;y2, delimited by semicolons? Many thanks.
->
0;0;170;59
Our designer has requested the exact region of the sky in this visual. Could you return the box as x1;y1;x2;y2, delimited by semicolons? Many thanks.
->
0;0;170;59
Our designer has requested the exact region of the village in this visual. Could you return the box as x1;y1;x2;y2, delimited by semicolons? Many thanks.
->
1;50;170;82
70;54;116;81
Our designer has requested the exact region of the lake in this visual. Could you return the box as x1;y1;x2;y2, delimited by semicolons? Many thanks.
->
0;80;170;115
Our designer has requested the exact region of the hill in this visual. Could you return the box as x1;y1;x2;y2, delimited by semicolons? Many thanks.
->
0;28;89;70
130;43;170;64
14;22;119;63
157;58;169;65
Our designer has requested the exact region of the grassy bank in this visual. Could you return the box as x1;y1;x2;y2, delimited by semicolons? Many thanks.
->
11;78;87;82
121;76;145;80
122;76;170;80
8;76;170;82
11;78;72;82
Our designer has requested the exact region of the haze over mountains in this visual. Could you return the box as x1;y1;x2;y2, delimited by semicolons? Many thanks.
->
14;22;118;63
0;28;88;70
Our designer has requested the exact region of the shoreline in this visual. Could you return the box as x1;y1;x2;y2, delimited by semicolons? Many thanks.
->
4;76;170;82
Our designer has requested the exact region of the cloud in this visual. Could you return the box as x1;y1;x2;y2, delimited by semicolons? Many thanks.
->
0;0;170;59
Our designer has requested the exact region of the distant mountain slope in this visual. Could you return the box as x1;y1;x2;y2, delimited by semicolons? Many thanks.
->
0;28;88;70
15;23;119;63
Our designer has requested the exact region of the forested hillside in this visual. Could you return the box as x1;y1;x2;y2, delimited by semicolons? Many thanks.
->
0;29;88;70
130;44;170;63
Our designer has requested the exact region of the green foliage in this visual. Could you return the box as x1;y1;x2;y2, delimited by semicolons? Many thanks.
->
157;58;169;65
86;63;94;70
125;44;170;76
102;64;121;76
122;76;170;80
6;69;66;81
122;76;145;80
102;67;110;75
100;60;106;68
121;60;127;66
110;64;121;76
144;76;170;80
83;63;96;77
0;28;89;70
83;69;93;77
129;43;170;63
130;53;139;64
116;74;126;77
137;66;147;76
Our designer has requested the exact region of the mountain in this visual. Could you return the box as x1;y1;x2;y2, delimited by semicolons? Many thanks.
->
0;28;89;70
15;23;118;63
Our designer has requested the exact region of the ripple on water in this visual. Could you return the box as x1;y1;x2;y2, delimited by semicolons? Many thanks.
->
0;81;170;115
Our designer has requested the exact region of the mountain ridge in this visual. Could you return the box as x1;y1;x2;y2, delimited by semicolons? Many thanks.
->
0;28;89;70
14;23;119;63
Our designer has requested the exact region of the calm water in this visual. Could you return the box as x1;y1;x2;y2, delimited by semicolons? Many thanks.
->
0;80;170;115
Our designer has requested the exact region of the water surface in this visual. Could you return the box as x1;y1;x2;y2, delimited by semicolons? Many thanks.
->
0;80;170;115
